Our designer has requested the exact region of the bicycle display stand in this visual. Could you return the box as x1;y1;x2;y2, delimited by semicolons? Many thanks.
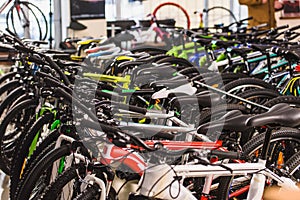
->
1;1;300;200
106;20;136;37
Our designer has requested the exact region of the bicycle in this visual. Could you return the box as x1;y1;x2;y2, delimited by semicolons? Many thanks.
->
0;0;48;40
152;2;191;30
32;103;300;200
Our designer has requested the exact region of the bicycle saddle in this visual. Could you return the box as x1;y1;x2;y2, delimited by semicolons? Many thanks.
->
229;47;253;56
214;40;241;48
77;38;103;46
149;78;190;89
246;103;300;128
197;110;250;134
112;32;135;43
85;43;116;54
117;56;168;71
250;44;273;52
137;64;176;76
170;91;221;108
87;47;121;58
68;20;87;31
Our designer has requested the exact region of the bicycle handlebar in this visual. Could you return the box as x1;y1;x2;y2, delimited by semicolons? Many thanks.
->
54;87;99;122
43;76;73;94
44;56;71;86
111;101;147;115
289;24;300;32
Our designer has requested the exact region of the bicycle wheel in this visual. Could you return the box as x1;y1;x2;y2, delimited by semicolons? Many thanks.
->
152;2;191;29
0;79;20;103
216;128;300;200
0;71;17;86
39;165;84;200
13;131;60;200
222;77;276;97
0;98;38;174
40;164;117;200
228;88;281;111
6;1;48;40
0;86;25;119
284;151;300;179
204;73;249;87
263;96;300;109
10;112;55;199
203;6;238;30
16;144;73;200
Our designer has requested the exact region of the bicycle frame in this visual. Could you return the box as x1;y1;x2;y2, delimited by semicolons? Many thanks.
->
0;0;12;14
137;159;299;200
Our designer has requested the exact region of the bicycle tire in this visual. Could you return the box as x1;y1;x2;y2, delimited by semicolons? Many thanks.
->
262;96;300;110
221;77;275;97
191;72;219;82
152;2;191;29
155;56;194;68
204;72;249;86
203;6;238;29
177;66;210;77
39;165;82;200
0;98;38;174
243;128;300;159
10;112;54;199
13;132;59;200
198;103;250;125
229;88;281;109
17;144;72;200
0;86;25;118
0;79;20;100
284;150;300;177
22;2;45;40
0;71;17;86
74;185;100;200
6;1;48;40
130;46;168;55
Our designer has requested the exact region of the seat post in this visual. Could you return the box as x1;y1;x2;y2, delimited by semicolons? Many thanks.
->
260;128;273;160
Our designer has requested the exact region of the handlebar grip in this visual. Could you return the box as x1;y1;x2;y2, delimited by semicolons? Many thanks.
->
112;102;147;115
240;16;253;22
253;29;269;36
289;24;300;32
273;24;289;32
25;55;45;65
209;150;241;160
80;118;120;134
15;45;33;53
254;23;268;29
153;132;174;140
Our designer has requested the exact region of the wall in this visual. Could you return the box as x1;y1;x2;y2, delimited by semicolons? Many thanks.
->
276;12;299;27
61;1;107;40
60;0;298;41
60;0;248;40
